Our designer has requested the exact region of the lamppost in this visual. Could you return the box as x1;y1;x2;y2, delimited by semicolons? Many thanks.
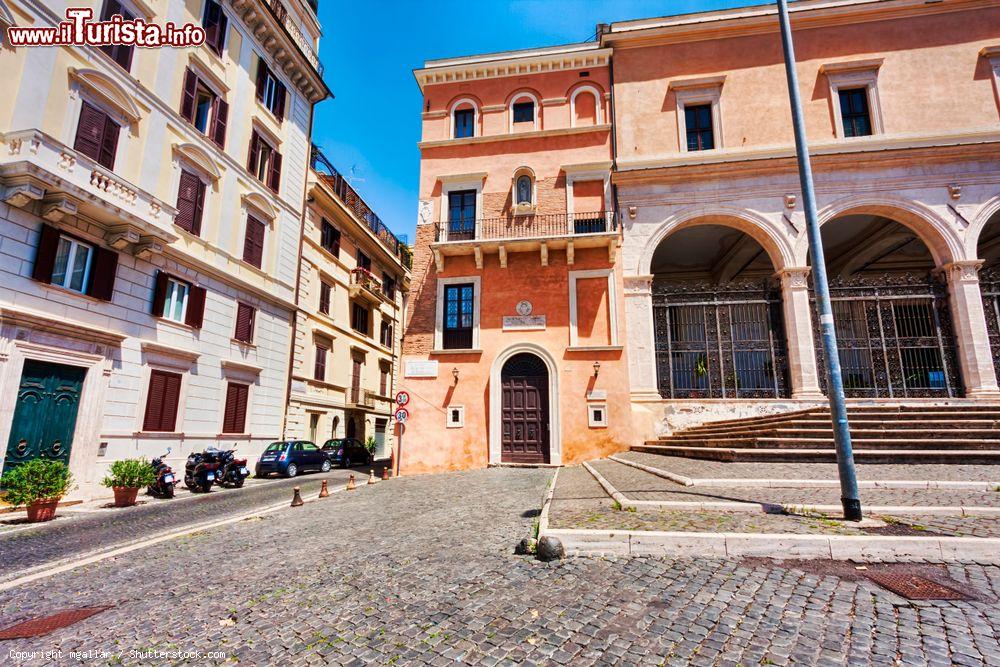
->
776;0;862;521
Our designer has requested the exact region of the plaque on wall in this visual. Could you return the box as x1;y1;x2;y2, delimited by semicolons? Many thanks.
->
404;360;439;378
502;315;546;331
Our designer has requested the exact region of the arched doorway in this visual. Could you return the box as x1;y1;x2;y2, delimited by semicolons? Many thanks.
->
345;416;357;439
977;208;1000;376
816;214;961;397
500;352;550;464
650;224;789;399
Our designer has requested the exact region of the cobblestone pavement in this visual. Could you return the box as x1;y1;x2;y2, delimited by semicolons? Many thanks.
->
2;467;1000;666
0;465;373;577
551;465;1000;538
591;460;1000;507
619;452;1000;485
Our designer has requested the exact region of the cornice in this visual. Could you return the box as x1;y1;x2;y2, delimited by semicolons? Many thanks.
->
419;124;611;150
415;46;611;91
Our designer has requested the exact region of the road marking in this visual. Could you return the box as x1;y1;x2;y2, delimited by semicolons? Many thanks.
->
0;483;354;592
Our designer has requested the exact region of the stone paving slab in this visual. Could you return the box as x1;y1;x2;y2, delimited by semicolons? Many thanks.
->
2;467;1000;666
591;459;1000;508
619;451;1000;486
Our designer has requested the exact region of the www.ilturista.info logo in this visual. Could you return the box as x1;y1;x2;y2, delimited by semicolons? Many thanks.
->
6;8;205;47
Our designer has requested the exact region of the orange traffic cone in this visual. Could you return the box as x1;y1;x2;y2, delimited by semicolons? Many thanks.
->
318;479;329;498
291;486;304;507
346;474;356;491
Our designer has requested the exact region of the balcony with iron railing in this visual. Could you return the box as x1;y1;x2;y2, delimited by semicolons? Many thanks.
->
429;210;619;271
311;146;412;271
349;267;385;305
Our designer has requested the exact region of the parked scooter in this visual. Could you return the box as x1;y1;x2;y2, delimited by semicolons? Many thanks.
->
148;448;176;498
215;447;249;488
184;447;221;493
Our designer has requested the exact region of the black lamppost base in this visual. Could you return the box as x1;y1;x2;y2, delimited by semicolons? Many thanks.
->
842;498;863;522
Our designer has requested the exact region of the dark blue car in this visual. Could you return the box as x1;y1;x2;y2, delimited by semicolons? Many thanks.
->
255;440;331;478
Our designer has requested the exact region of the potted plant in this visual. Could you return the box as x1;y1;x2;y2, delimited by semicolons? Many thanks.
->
102;458;156;507
365;436;378;459
0;458;73;522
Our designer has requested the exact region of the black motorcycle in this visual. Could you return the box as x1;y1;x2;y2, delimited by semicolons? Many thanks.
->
148;448;176;498
184;447;221;493
215;448;249;488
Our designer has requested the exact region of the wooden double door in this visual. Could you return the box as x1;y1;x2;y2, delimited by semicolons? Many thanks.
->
500;353;550;464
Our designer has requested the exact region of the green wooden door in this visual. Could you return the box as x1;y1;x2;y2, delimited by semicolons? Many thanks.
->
2;360;86;475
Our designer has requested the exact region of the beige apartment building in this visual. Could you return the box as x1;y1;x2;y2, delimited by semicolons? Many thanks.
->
0;0;327;498
284;149;410;459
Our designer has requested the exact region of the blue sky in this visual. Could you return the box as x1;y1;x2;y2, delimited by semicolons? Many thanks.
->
310;0;755;243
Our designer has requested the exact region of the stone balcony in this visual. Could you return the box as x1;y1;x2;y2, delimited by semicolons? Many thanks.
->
0;129;177;257
348;267;386;305
430;211;619;271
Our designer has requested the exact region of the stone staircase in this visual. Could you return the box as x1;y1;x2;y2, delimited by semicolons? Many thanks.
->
634;404;1000;463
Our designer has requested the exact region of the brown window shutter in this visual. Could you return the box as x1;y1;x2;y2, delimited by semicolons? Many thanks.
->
185;284;207;328
274;82;286;121
181;68;198;122
144;369;182;432
234;302;255;342
211;98;228;149
32;224;61;283
267;149;282;193
98;115;120;170
175;169;200;233
255;57;267;101
192;180;206;236
160;371;182;432
99;1;134;71
151;270;170;317
204;0;227;56
87;246;118;301
319;282;330;314
222;381;248;434
314;345;327;381
242;216;265;268
74;102;106;163
247;130;260;173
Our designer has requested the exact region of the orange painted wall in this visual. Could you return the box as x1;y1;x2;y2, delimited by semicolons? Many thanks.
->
612;7;1000;160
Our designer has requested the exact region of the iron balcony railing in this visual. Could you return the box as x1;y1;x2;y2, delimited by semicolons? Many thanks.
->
311;146;413;270
350;267;382;297
434;211;617;243
350;386;375;408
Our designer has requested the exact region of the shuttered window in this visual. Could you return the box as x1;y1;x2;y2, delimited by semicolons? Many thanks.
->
255;56;287;121
202;0;228;57
350;355;363;404
143;369;182;432
319;282;331;315
32;224;117;301
351;303;369;336
175;169;206;235
234;302;255;342
151;270;206;328
379;363;389;397
99;0;135;71
380;320;393;348
314;344;327;381
221;381;249;434
180;68;228;149
320;219;340;256
242;215;266;268
247;130;281;193
74;101;120;170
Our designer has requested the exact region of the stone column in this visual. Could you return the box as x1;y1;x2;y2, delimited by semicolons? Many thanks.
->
777;268;824;399
943;261;1000;398
623;275;661;400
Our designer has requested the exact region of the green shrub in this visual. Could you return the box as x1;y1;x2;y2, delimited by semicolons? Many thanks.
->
0;459;73;506
101;458;156;489
365;436;377;454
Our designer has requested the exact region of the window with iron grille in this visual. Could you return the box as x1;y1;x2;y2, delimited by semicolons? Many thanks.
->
684;104;714;151
443;283;474;349
838;88;872;137
352;302;369;336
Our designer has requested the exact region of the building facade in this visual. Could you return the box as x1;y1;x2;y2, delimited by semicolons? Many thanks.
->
284;149;410;459
0;0;327;498
400;43;633;474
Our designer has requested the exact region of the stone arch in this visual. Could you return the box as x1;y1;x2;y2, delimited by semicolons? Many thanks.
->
968;194;1000;259
813;195;962;268
636;207;794;277
448;95;481;138
488;342;560;466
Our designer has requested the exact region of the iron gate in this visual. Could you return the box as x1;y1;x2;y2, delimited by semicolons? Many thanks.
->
814;274;962;398
652;280;789;399
982;267;1000;378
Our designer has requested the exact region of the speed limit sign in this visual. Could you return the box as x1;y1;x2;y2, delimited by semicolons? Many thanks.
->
395;391;410;406
394;408;409;423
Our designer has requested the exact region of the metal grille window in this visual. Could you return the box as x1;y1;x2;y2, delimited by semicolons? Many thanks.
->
653;281;787;399
982;269;1000;379
684;104;714;151
447;190;476;241
443;283;474;350
838;88;872;137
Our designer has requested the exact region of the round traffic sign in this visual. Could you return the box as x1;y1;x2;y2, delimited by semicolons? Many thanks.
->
395;390;410;406
394;408;409;423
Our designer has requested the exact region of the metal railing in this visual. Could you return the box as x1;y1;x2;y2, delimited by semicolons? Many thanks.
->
262;0;323;76
350;267;382;295
311;146;412;270
350;386;375;408
434;211;617;242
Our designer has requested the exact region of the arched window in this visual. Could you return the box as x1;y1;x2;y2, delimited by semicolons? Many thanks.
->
450;98;478;139
509;92;539;132
570;85;602;127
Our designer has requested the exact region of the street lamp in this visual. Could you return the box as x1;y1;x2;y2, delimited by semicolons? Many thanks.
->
592;361;601;378
452;367;459;384
776;0;861;521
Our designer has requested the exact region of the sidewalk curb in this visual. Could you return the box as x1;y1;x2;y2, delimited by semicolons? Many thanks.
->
537;468;558;536
539;527;1000;563
609;454;1000;490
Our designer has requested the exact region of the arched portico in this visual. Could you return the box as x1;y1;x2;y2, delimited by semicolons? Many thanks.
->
489;343;561;466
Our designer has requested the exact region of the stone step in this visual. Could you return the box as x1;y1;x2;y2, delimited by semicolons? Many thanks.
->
631;444;1000;464
680;418;1000;436
667;428;1000;441
644;437;1000;450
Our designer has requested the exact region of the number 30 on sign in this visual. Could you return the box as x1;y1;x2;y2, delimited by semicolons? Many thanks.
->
395;391;410;406
394;408;409;423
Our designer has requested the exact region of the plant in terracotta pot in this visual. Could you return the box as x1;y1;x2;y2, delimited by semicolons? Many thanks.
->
102;458;156;507
0;458;73;522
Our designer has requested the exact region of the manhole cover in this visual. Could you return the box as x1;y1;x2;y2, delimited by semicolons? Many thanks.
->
0;607;111;640
864;572;970;600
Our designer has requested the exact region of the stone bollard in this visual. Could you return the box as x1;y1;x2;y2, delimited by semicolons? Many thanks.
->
346;474;356;491
290;486;304;507
318;479;329;498
536;536;565;562
381;466;389;481
368;469;377;485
